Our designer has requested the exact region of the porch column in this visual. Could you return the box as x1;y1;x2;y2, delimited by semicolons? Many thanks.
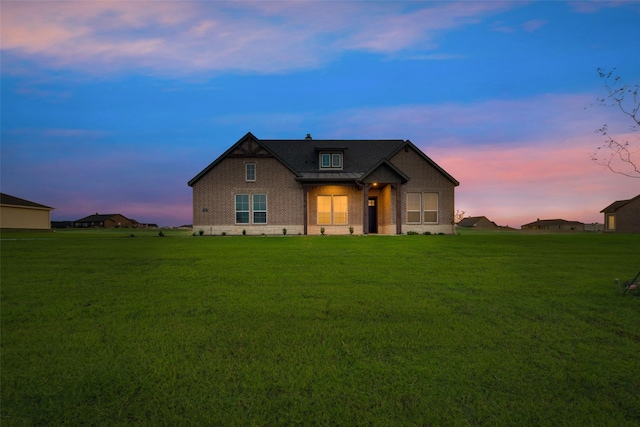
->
394;184;402;235
363;183;369;235
303;188;308;235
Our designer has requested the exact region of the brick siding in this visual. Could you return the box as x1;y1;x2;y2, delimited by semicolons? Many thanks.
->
192;156;304;235
390;148;456;234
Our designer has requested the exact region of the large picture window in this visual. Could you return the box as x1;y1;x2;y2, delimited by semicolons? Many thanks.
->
317;195;348;225
236;194;267;224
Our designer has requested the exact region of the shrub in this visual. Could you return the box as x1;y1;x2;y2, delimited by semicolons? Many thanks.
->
199;230;204;236
221;232;226;236
320;227;325;235
423;231;432;235
242;229;246;236
283;228;287;235
158;231;165;237
407;231;419;235
349;226;354;235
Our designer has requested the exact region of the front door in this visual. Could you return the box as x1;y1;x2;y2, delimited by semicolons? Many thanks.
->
368;198;378;234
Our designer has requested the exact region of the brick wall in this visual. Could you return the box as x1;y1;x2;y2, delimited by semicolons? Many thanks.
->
616;196;640;233
390;148;457;234
192;157;304;235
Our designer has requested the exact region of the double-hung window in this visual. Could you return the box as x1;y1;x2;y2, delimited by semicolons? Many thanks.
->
235;194;267;224
407;193;421;223
423;193;438;223
317;195;347;225
406;192;438;223
236;194;250;224
253;194;267;224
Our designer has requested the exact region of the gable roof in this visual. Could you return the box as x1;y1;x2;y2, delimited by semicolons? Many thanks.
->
521;218;584;227
188;132;459;186
600;194;640;213
0;193;53;210
75;213;131;223
457;216;495;227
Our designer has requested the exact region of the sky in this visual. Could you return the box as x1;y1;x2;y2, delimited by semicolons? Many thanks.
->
1;0;639;228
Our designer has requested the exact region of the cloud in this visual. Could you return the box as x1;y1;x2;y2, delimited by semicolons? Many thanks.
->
1;1;514;76
522;19;547;32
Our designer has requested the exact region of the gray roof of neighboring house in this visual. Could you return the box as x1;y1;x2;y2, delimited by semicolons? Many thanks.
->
0;193;53;210
189;132;459;186
75;213;130;223
457;216;494;227
521;218;584;227
600;194;640;213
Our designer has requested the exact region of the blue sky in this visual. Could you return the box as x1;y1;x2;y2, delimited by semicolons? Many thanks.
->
2;0;639;227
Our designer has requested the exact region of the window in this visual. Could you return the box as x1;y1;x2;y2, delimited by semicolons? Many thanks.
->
332;153;342;168
317;195;332;225
317;195;348;225
423;193;438;223
236;194;267;224
320;152;342;169
246;163;256;181
253;194;267;224
407;192;439;223
321;154;331;168
236;194;250;224
333;195;348;224
606;214;616;231
407;193;421;223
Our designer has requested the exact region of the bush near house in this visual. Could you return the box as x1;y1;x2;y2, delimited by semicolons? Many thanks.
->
1;230;638;425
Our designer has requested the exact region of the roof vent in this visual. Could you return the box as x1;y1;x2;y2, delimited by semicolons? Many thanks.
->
305;133;312;140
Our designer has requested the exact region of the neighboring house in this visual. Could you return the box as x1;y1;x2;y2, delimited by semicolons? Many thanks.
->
188;132;459;235
600;194;640;233
457;216;499;229
51;221;74;228
0;193;54;230
521;219;585;231
74;213;135;228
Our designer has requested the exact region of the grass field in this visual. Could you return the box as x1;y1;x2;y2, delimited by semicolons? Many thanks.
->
1;229;639;425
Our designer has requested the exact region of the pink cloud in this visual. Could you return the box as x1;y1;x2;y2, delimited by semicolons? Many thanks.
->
427;137;636;228
1;1;515;75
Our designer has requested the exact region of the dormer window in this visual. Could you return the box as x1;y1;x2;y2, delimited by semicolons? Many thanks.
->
320;152;342;169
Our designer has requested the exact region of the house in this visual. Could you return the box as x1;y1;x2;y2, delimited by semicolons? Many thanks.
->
600;194;640;233
74;213;135;228
521;219;585;231
188;132;459;235
456;216;500;229
0;193;54;230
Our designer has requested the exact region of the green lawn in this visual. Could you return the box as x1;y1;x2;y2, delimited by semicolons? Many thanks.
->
1;230;639;425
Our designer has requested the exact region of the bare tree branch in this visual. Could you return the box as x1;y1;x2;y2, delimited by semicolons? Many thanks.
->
591;68;640;178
